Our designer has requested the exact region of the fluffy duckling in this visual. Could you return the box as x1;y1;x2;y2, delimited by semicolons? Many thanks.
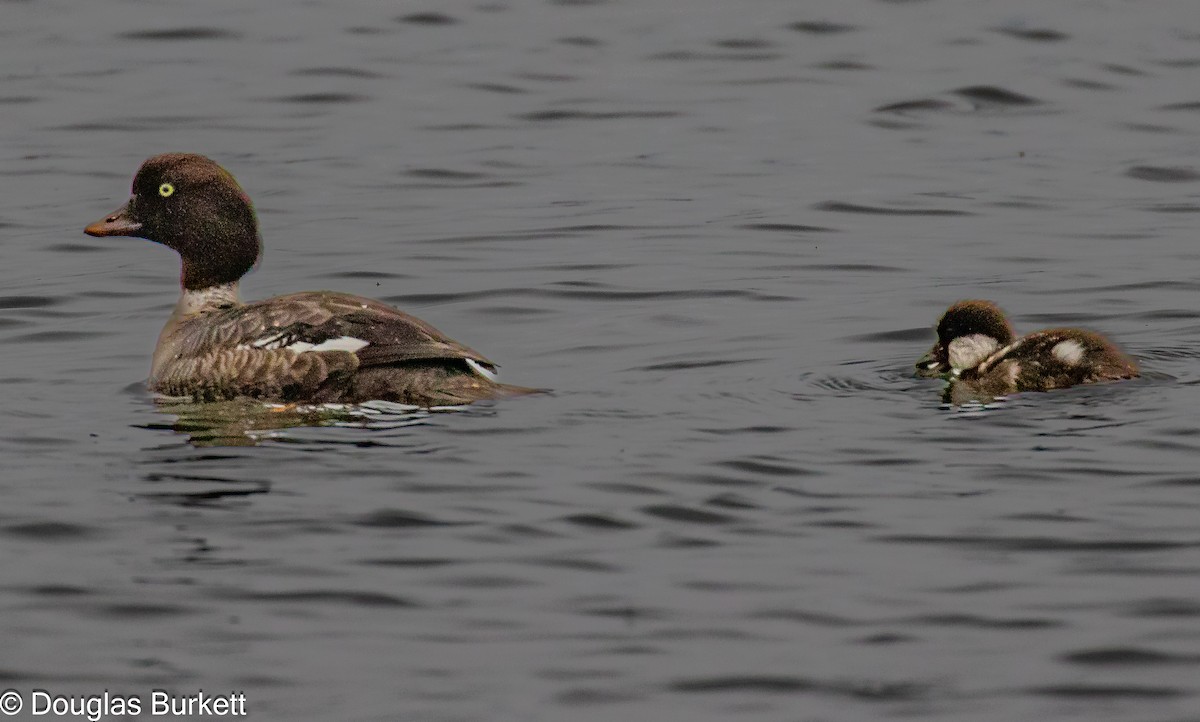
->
915;299;1138;398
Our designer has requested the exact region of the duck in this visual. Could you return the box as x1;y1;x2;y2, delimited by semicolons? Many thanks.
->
85;153;536;407
915;299;1138;401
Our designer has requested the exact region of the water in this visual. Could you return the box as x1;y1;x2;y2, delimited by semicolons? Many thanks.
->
2;0;1200;720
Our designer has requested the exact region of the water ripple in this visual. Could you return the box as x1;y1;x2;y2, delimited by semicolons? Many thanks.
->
1125;165;1200;182
669;675;929;701
213;589;419;608
1061;647;1200;666
397;12;459;25
516;110;682;122
992;26;1070;42
118;27;241;41
2;521;98;541
641;505;737;525
878;534;1196;552
1028;684;1184;699
815;201;973;217
876;85;1044;116
787;21;858;35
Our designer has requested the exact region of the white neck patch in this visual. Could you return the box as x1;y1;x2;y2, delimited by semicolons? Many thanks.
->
177;282;240;315
947;334;1001;371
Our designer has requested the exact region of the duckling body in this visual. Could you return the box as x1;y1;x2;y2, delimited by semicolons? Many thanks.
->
86;153;534;406
916;300;1138;400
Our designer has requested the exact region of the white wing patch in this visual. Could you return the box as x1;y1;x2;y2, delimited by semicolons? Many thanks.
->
307;336;371;353
1051;339;1085;366
242;334;370;354
247;332;289;350
465;358;498;381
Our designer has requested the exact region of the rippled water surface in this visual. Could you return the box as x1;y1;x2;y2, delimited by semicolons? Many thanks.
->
3;0;1200;720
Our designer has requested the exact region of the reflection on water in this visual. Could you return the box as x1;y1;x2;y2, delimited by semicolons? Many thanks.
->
143;399;442;446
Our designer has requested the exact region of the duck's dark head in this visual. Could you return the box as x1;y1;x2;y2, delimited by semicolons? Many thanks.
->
85;153;262;291
915;299;1016;377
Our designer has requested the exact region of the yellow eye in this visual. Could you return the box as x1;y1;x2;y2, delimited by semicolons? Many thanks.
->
158;182;175;198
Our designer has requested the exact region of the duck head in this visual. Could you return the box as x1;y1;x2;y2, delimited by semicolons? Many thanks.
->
85;153;262;291
915;299;1016;377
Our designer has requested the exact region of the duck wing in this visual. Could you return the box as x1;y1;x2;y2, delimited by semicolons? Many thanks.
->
154;291;498;402
237;291;496;370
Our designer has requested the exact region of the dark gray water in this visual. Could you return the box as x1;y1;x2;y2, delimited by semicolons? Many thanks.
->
3;0;1200;720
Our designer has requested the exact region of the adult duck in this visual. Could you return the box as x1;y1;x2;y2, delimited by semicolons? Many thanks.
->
86;153;534;406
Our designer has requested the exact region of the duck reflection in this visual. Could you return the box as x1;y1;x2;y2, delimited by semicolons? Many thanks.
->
147;398;434;447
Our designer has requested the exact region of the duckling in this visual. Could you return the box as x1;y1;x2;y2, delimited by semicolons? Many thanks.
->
916;299;1138;399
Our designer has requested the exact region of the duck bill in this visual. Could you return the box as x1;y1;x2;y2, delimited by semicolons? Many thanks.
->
84;200;142;237
914;344;947;377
